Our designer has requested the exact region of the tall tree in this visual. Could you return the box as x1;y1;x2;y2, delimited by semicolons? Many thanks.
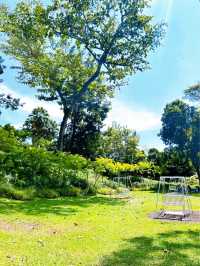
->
161;147;195;177
23;107;58;146
159;100;194;149
159;99;200;183
0;0;164;151
147;148;162;166
63;91;110;158
97;122;144;163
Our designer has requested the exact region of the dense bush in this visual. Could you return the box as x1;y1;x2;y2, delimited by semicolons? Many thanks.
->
0;128;91;195
0;182;86;200
36;188;60;199
95;158;160;180
0;147;89;188
0;182;36;200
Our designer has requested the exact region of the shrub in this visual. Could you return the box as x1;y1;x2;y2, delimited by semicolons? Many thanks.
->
98;187;115;195
59;186;82;197
85;185;97;195
70;176;89;190
36;188;60;199
0;131;90;191
95;158;161;179
0;182;35;200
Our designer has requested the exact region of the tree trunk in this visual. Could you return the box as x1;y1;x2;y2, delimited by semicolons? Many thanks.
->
68;105;79;152
57;109;70;151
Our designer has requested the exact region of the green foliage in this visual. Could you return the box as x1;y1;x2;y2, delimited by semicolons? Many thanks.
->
97;187;115;195
0;94;22;115
0;126;21;152
97;123;144;163
1;147;90;189
23;107;58;146
0;127;91;196
70;177;88;190
95;157;160;179
63;94;110;158
54;153;88;170
36;188;60;199
159;99;200;182
60;186;82;197
0;182;35;200
147;148;162;166
147;147;195;177
159;100;194;148
161;147;195;177
1;124;28;142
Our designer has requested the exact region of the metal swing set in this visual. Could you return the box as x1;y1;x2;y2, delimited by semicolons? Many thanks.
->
112;176;133;199
156;176;192;220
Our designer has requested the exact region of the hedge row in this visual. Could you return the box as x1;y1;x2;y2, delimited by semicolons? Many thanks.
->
95;158;161;179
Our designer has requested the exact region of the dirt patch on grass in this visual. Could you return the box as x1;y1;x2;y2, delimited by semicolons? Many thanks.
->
0;219;40;232
0;219;68;236
0;218;90;236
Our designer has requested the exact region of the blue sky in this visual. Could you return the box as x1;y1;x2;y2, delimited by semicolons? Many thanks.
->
1;0;200;151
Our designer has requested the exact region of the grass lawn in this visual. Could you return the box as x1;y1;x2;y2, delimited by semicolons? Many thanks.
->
0;191;200;266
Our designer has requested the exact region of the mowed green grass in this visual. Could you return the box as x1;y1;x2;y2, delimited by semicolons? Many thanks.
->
0;191;200;266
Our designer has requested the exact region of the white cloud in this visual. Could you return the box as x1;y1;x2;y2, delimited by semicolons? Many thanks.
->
0;84;161;132
105;100;161;132
0;84;63;120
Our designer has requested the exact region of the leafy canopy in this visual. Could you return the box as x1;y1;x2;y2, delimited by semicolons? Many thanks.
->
159;99;200;180
97;122;145;163
23;107;58;145
159;100;195;148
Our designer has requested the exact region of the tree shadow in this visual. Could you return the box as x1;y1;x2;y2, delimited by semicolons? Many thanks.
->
101;229;200;266
0;196;125;216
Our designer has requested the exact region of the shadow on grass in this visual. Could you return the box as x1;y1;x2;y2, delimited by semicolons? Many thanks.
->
101;230;200;266
190;193;200;198
0;196;125;216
